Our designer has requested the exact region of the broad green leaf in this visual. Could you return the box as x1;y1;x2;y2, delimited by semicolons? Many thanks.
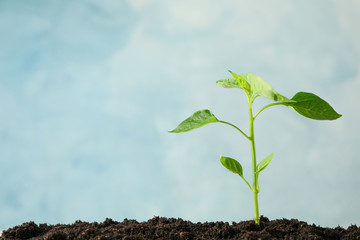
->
220;155;243;176
216;77;241;89
169;109;219;133
256;153;274;174
229;70;251;92
289;92;342;120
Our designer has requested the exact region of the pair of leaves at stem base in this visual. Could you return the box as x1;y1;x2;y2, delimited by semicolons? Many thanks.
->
169;71;341;184
220;153;273;191
168;109;276;188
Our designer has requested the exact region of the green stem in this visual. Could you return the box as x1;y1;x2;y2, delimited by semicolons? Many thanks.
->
241;176;253;191
248;97;260;225
253;102;286;120
218;120;250;140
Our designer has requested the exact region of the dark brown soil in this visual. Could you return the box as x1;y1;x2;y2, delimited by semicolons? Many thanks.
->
1;216;359;240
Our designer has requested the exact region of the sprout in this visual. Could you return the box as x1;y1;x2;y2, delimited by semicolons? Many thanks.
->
169;70;341;225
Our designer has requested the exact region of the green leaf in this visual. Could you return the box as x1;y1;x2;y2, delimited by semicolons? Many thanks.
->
242;73;276;101
169;109;219;133
229;70;251;92
289;92;342;120
216;71;251;95
256;153;274;174
216;77;241;89
220;155;243;177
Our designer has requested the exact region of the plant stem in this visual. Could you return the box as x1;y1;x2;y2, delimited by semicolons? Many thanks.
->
248;97;260;225
218;120;250;140
253;102;286;120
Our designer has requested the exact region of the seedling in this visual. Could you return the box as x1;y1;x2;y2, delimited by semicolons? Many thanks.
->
169;71;341;225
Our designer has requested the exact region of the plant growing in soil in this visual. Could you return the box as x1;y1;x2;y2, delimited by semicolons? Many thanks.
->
169;71;342;225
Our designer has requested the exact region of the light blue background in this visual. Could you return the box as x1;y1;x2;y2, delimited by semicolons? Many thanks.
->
1;0;359;230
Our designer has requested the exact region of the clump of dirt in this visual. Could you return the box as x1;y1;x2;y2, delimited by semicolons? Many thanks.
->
1;216;359;240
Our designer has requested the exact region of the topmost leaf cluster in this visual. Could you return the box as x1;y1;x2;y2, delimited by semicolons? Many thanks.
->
217;71;292;103
216;71;341;120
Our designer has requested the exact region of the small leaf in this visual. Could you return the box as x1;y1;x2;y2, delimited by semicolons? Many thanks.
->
220;155;243;176
289;92;342;120
169;109;219;133
256;153;274;173
216;77;241;89
216;71;251;95
242;73;276;101
229;70;251;92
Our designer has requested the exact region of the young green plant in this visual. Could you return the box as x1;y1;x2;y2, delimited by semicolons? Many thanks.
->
169;71;342;225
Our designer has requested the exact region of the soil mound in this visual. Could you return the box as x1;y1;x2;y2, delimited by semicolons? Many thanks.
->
1;216;359;240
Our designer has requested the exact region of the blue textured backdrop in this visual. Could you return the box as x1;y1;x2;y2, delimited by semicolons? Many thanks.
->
0;0;359;230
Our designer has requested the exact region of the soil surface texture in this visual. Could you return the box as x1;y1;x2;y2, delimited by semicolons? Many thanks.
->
1;216;359;240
